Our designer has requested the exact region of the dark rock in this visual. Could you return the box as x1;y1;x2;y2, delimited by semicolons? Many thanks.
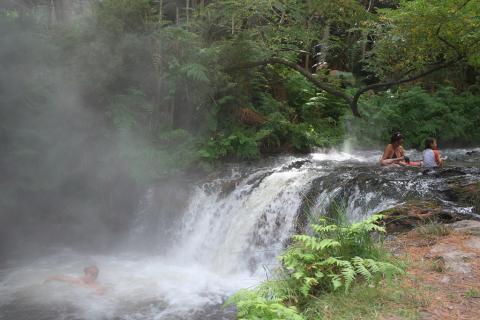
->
447;182;480;213
378;200;463;233
283;159;312;170
219;178;241;198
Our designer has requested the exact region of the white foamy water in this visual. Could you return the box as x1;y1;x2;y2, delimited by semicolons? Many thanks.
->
173;166;318;275
311;150;373;162
0;250;252;319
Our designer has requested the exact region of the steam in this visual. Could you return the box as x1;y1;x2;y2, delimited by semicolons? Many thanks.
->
0;12;141;260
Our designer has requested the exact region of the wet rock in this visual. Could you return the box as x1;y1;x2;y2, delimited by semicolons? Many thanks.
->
219;178;241;197
446;182;480;213
450;220;480;236
282;159;311;170
378;200;462;233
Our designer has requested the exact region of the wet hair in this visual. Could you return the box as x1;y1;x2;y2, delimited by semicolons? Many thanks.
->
424;137;436;150
390;132;404;144
84;265;99;279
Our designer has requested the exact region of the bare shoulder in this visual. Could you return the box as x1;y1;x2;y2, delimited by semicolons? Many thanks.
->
382;144;393;159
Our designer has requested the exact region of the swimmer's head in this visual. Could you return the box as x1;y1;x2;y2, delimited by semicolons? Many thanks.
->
83;265;99;283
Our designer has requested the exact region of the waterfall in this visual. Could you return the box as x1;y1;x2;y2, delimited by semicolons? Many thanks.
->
172;163;319;275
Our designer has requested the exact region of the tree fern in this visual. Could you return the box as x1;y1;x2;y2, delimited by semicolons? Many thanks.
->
179;63;210;83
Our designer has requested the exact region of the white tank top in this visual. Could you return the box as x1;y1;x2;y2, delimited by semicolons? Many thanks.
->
423;149;437;167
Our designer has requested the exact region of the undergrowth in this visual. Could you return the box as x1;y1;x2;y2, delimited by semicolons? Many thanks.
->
416;222;453;240
227;212;414;320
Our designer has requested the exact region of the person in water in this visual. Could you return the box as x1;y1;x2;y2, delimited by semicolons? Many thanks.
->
380;132;405;166
423;137;443;168
45;265;106;295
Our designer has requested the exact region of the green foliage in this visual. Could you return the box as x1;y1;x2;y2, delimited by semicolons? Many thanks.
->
280;214;401;295
4;0;480;185
228;289;304;320
229;213;404;319
94;0;153;34
105;88;202;182
106;88;153;131
348;85;480;148
199;129;262;162
368;0;480;78
465;288;480;298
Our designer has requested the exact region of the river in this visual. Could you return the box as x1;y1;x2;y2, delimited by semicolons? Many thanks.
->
1;148;479;319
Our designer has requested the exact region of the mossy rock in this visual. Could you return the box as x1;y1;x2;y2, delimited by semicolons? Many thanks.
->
378;200;461;233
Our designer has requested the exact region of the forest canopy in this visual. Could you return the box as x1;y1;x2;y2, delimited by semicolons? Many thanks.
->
1;0;479;183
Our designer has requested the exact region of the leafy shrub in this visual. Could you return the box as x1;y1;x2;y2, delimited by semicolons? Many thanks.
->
280;214;401;295
228;289;304;320
228;214;403;319
198;129;264;162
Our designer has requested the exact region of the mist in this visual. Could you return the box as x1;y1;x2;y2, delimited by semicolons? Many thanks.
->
0;9;149;261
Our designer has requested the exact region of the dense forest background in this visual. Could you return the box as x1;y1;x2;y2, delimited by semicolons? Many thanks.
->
1;0;479;253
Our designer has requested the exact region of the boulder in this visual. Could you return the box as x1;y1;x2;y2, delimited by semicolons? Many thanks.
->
426;243;476;274
457;182;480;212
450;220;480;236
378;200;462;233
444;181;480;213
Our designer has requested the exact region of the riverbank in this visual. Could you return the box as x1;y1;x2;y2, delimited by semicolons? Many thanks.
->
383;220;480;320
308;220;480;320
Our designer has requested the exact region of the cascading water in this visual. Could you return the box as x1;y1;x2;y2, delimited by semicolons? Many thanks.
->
1;149;479;319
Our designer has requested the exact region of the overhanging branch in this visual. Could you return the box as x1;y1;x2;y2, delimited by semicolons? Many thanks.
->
226;56;464;117
350;56;465;114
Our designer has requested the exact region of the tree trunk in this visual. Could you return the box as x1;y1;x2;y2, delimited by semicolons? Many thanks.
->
315;22;331;72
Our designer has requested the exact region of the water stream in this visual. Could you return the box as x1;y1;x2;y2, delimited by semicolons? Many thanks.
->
1;149;479;319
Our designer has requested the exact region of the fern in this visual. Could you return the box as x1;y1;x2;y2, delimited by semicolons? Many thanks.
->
231;213;403;318
179;63;210;83
352;257;373;282
279;214;401;296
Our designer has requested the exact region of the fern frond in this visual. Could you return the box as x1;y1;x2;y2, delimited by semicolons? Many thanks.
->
352;257;373;282
340;263;356;291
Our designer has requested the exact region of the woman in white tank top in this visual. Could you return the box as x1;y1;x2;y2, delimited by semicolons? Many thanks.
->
423;137;442;168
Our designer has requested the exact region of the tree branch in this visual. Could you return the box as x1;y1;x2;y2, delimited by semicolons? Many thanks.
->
228;57;355;111
350;56;464;115
226;56;464;118
435;25;463;57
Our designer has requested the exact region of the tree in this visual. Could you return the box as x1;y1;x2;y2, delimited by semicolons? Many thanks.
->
217;0;479;116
